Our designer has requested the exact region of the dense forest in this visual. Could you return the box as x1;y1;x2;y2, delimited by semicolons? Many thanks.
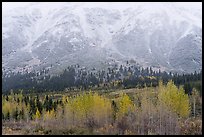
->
2;62;202;95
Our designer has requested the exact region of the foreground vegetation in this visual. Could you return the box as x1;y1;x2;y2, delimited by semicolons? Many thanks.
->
2;81;202;135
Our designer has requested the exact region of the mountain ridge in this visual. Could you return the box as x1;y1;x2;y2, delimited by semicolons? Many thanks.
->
2;2;202;74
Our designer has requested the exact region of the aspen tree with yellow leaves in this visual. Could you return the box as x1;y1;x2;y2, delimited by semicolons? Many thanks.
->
64;91;112;128
116;93;135;121
35;108;41;119
157;80;191;134
158;80;191;118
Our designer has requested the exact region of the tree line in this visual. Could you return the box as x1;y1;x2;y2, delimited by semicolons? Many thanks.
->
2;63;202;95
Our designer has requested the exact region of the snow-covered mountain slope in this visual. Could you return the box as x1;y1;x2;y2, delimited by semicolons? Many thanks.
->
2;2;202;74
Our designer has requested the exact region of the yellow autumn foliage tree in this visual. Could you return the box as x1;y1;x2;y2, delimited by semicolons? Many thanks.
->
2;99;11;118
158;80;190;118
2;97;18;120
34;108;41;119
62;95;68;105
65;91;112;126
116;93;135;120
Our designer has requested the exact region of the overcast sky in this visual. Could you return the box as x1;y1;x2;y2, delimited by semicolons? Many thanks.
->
2;2;202;12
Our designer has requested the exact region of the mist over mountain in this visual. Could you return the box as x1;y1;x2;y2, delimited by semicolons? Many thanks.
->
2;2;202;74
